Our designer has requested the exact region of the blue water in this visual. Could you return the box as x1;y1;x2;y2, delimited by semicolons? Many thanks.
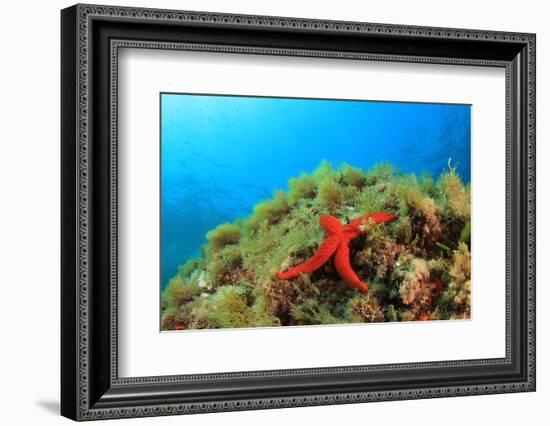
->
161;93;471;288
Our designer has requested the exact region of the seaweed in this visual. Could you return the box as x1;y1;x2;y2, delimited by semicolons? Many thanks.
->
206;223;242;253
439;159;470;220
162;275;201;310
287;173;317;205
318;179;345;212
341;163;367;189
438;242;471;319
247;191;290;232
161;161;472;330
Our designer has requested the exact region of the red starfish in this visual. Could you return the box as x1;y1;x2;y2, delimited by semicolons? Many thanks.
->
277;212;397;293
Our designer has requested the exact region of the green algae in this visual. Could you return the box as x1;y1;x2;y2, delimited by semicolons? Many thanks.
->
161;161;471;330
206;223;242;253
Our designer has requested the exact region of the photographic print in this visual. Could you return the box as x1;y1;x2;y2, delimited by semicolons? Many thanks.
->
61;7;536;417
160;93;471;331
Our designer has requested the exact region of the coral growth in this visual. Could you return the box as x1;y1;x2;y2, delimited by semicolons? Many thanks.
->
349;295;385;323
161;161;471;330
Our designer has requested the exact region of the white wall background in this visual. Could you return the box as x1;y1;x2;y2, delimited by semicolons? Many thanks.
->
0;0;546;424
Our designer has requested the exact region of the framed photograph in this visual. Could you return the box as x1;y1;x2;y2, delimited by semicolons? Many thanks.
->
61;4;536;421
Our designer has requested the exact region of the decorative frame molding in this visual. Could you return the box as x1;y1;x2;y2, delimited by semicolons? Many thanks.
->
61;4;535;421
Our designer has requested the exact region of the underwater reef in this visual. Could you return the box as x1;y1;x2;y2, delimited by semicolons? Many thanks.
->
161;161;471;331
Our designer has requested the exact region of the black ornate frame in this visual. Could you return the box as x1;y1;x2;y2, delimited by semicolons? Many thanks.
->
61;4;536;421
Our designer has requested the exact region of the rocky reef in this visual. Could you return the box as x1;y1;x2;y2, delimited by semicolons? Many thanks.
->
161;161;471;331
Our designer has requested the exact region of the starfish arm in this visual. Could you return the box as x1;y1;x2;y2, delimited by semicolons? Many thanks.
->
348;212;398;232
334;241;369;293
346;217;363;232
277;235;341;280
319;214;344;236
366;211;397;224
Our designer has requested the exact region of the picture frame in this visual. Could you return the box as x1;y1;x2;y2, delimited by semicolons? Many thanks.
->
61;3;536;421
